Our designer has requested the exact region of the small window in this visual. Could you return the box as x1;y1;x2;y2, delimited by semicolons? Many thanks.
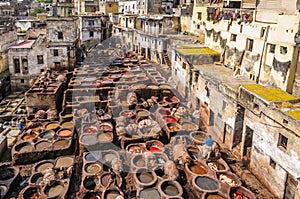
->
88;20;94;26
90;31;94;37
231;34;237;42
246;38;253;52
261;28;265;38
197;25;200;29
283;119;288;125
269;158;276;169
280;46;287;54
197;12;202;20
14;58;20;73
109;3;112;7
278;133;288;150
21;79;24;83
58;32;63;39
37;55;44;64
222;101;228;111
54;49;59;56
182;62;187;69
209;110;215;126
269;44;275;53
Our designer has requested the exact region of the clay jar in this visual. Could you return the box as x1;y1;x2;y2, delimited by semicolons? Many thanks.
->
134;168;158;189
158;180;183;198
190;131;207;145
192;175;220;195
185;160;210;183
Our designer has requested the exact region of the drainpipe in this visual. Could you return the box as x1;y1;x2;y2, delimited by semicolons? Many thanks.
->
256;25;270;84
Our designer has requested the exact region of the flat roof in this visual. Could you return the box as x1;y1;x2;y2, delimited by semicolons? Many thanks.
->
241;84;298;102
177;46;218;55
10;40;35;49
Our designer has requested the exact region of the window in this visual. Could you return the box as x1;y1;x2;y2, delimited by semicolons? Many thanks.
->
37;55;44;64
246;38;253;52
231;34;237;42
280;46;287;54
197;25;200;29
88;20;94;26
278;133;288;150
90;31;94;37
58;32;63;39
283;119;288;125
209;110;215;126
182;62;187;69
54;49;59;56
14;58;20;73
20;79;24;83
197;12;202;20
269;44;275;53
222;101;228;111
269;158;276;169
261;28;265;38
109;3;112;7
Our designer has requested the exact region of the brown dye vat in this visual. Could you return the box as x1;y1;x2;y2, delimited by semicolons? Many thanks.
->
39;130;55;139
52;139;70;149
55;156;74;168
83;193;101;199
189;165;207;175
58;129;72;137
32;124;42;132
137;172;155;184
191;131;206;144
167;123;180;132
35;162;54;172
182;122;198;131
133;155;146;167
99;123;113;131
83;176;100;190
85;163;102;174
195;176;219;191
98;133;113;142
61;121;74;129
35;141;51;151
30;173;43;185
139;187;160;199
46;122;60;130
22;132;37;141
85;152;100;161
15;142;33;153
161;182;180;196
206;194;225;199
44;184;64;198
104;190;122;199
0;167;15;181
132;84;147;89
136;109;150;118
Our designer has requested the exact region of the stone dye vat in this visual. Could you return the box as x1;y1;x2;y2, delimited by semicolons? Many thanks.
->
0;165;19;198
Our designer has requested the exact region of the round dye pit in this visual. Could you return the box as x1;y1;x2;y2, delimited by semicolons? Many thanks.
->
100;174;121;187
139;188;160;199
83;193;101;199
219;173;239;187
120;110;136;118
85;152;100;161
30;173;43;185
191;131;206;144
0;167;15;181
161;182;181;197
35;162;54;172
45;122;60;130
85;163;102;174
167;123;180;132
55;156;74;168
35;141;51;151
158;108;171;116
182;122;198;131
136;110;150;118
84;126;98;134
21;132;37;141
39;130;55;139
104;190;122;199
45;184;64;198
15;142;33;153
195;176;219;191
81;135;97;146
133;155;146;167
23;187;40;199
58;129;72;137
128;145;146;154
61;121;74;129
137;172;155;184
99;123;113;131
52;139;70;149
207;161;226;172
163;116;177;123
189;164;207;175
98;133;113;142
206;194;225;199
84;176;100;190
103;152;118;162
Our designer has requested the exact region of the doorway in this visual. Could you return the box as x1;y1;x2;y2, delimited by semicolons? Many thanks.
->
284;174;297;199
242;126;253;167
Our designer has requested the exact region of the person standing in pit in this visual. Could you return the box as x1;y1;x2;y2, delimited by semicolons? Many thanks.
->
202;135;214;159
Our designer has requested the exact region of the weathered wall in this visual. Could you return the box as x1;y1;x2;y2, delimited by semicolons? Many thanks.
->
0;31;17;73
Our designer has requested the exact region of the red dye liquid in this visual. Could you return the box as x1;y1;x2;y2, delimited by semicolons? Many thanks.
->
85;128;97;134
150;146;161;152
